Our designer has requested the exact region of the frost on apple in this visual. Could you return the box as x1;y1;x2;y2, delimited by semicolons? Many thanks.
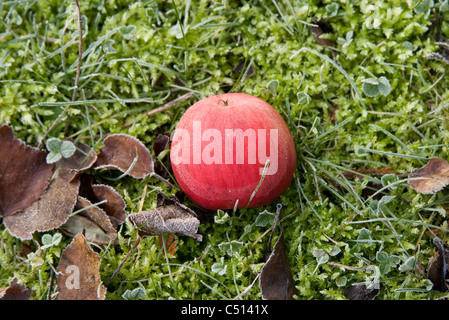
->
171;121;279;175
170;93;296;210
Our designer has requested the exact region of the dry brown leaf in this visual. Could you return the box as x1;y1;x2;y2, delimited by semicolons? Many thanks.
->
0;125;54;217
56;234;106;300
74;195;118;239
342;284;380;300
409;157;449;194
158;232;178;256
128;204;202;241
61;214;117;246
153;133;170;177
58;141;97;172
153;134;170;157
78;175;126;228
3;167;80;240
94;134;154;179
259;230;297;300
427;238;449;292
60;175;126;245
259;204;297;300
90;184;126;228
0;277;31;300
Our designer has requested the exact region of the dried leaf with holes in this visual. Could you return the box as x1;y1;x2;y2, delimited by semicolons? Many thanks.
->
0;125;54;217
94;134;154;179
259;204;297;300
128;204;202;241
56;234;106;300
0;277;31;300
3;167;80;240
409;157;449;194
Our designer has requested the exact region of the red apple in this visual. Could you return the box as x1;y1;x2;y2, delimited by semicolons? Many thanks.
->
170;93;296;210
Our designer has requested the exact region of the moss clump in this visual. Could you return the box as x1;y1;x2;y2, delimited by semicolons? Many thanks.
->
1;0;449;300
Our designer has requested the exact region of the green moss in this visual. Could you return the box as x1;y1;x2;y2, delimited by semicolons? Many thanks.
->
1;0;449;300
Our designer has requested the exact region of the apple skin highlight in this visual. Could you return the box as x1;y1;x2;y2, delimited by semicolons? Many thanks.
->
170;93;297;210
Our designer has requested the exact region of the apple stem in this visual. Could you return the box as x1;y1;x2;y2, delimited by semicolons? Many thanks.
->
218;99;229;107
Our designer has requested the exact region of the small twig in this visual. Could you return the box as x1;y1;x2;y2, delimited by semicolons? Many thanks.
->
265;203;283;255
106;236;141;287
38;0;83;148
249;210;297;251
122;92;193;128
46;269;55;300
328;262;368;271
232;273;261;300
151;172;180;191
138;183;148;212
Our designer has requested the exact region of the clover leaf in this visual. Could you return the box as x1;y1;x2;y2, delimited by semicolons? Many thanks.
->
376;251;400;274
214;209;230;224
362;76;392;97
255;209;276;227
45;138;76;164
218;240;243;257
122;287;147;300
211;257;228;276
41;232;62;250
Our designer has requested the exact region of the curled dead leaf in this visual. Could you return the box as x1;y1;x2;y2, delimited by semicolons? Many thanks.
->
129;204;202;241
89;184;126;228
409;157;449;194
0;125;54;217
56;234;106;300
0;277;31;300
94;134;154;179
61;176;126;245
259;204;297;300
94;133;178;189
78;175;126;227
153;134;170;158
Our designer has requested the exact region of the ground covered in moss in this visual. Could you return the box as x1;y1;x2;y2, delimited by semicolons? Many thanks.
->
1;0;449;300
